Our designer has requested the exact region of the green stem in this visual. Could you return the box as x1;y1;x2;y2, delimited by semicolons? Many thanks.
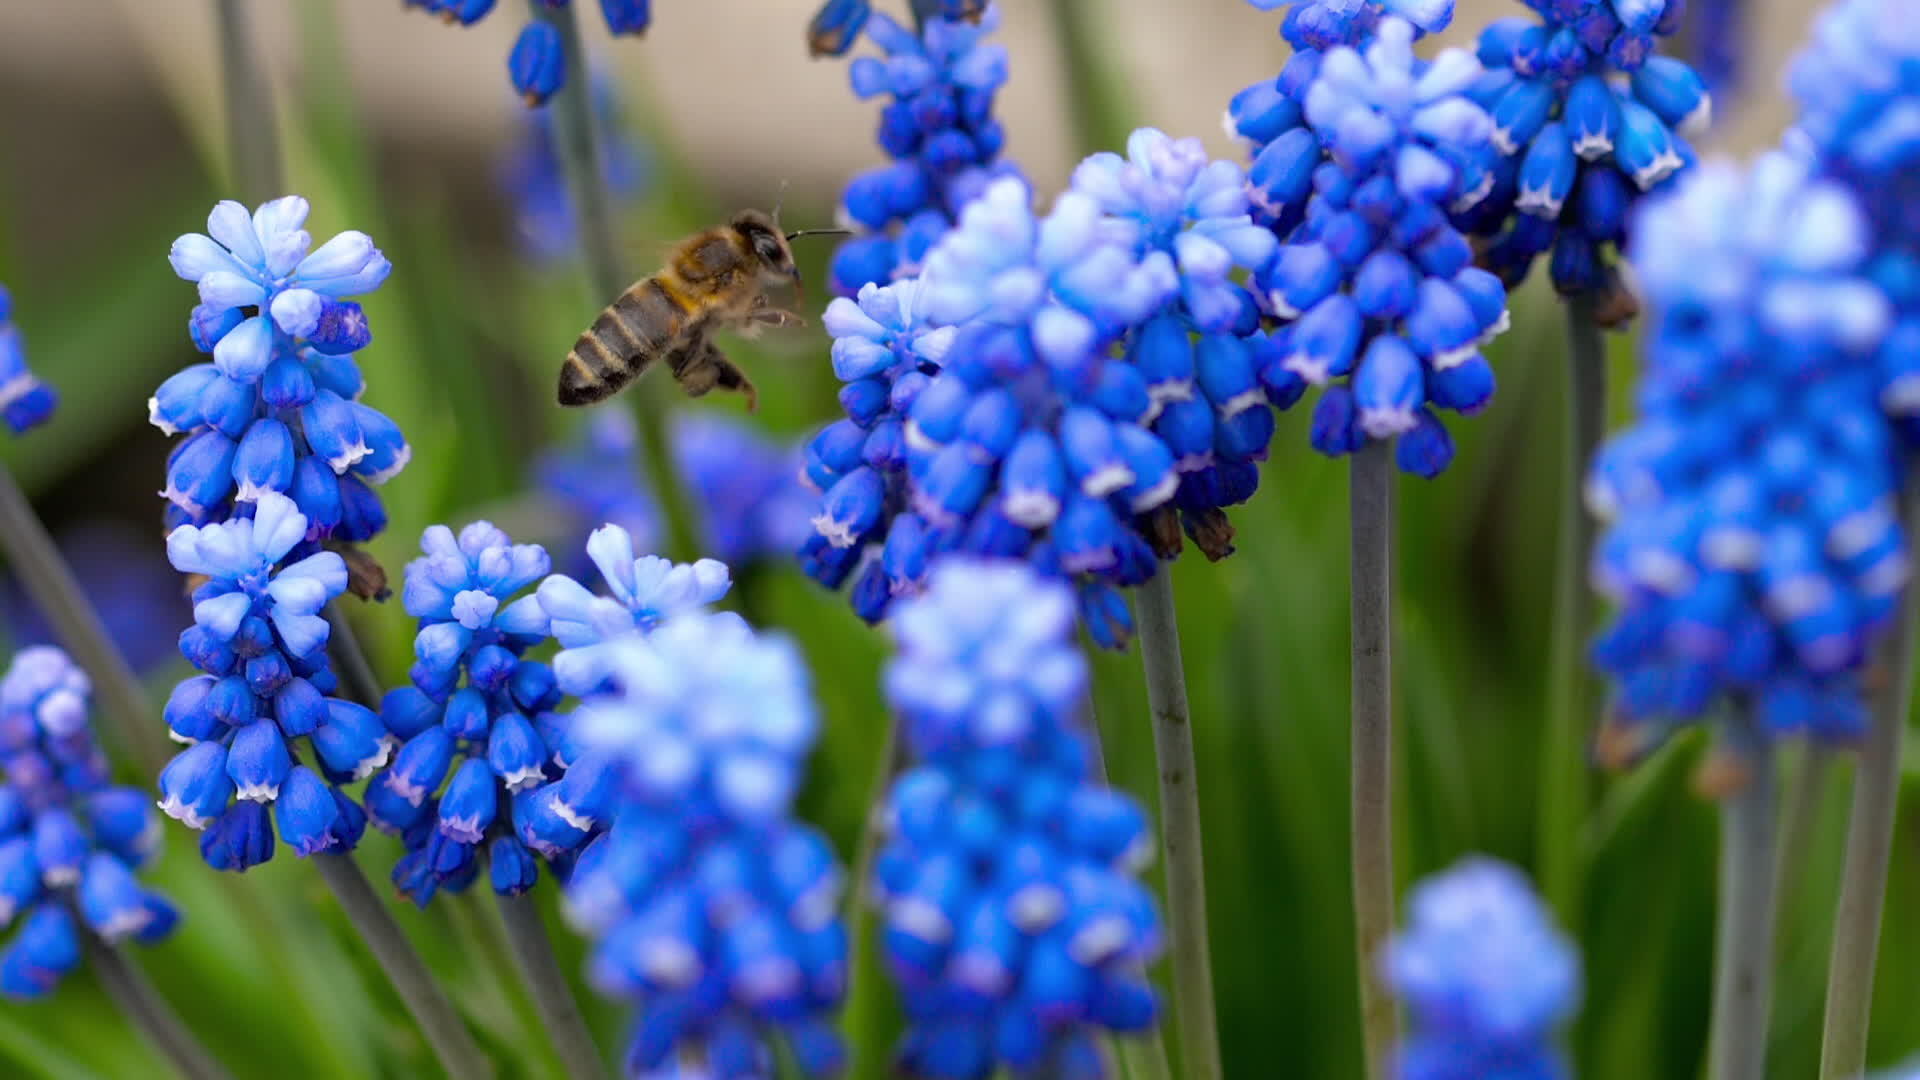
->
1538;296;1605;923
1134;570;1221;1080
493;890;610;1080
526;0;695;559
1349;440;1397;1080
214;0;283;198
84;935;234;1080
1043;0;1135;157
1772;745;1831;951
325;605;385;711
312;855;494;1078
1819;494;1920;1078
0;463;168;773
1708;707;1779;1080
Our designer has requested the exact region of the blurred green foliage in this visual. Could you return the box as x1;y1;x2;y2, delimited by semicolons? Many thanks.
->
3;4;1919;1080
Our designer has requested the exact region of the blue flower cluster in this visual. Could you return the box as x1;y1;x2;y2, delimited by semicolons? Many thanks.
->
1069;128;1282;553
0;286;56;434
803;177;1183;643
823;3;1017;296
1382;858;1579;1080
499;75;650;262
534;410;663;581
876;559;1162;1079
671;412;816;569
362;523;567;904
1252;18;1512;476
156;493;384;869
158;197;406;542
563;612;846;1077
1453;0;1708;304
1588;151;1906;744
1791;0;1920;445
405;0;650;106
1682;0;1748;99
0;647;175;999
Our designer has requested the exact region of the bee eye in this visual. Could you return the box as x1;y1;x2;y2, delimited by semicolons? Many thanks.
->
754;235;784;265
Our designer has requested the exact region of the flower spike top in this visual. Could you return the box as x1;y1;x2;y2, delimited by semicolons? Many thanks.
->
362;523;566;905
823;3;1017;296
1071;128;1284;556
802;176;1183;642
1382;858;1579;1080
156;493;382;870
0;647;177;999
0;287;56;435
670;412;816;568
404;1;651;106
1588;150;1904;747
1452;0;1706;308
158;197;407;542
536;523;732;697
1254;17;1512;477
561;612;845;1077
875;560;1163;1077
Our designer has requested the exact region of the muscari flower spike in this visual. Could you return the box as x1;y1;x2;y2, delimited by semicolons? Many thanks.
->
1070;127;1283;556
1253;17;1512;477
156;493;382;870
1451;0;1707;309
360;523;568;905
1790;0;1920;446
404;0;652;106
1382;857;1580;1080
824;2;1018;296
876;559;1162;1080
560;612;845;1078
0;647;175;1000
159;196;407;543
499;74;650;261
1587;150;1906;748
670;412;816;569
0;286;56;435
803;176;1183;646
533;409;663;582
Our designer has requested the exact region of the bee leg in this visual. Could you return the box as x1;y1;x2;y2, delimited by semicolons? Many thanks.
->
750;307;805;329
677;342;760;413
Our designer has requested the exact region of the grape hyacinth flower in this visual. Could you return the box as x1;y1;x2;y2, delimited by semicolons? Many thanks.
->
0;286;56;434
823;3;1017;296
1255;17;1513;477
1070;128;1281;556
1587;151;1904;747
803;176;1183;643
361;523;566;905
0;647;176;998
670;412;815;569
158;197;407;543
533;410;662;581
1790;0;1920;445
876;560;1163;1078
404;0;652;106
156;493;382;870
1453;0;1708;309
1382;858;1580;1080
498;74;650;262
561;612;846;1077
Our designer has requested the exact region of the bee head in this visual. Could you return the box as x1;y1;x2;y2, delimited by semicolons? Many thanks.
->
731;211;798;282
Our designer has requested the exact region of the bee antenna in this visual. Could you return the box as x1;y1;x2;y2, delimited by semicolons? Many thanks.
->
785;228;853;241
772;179;791;225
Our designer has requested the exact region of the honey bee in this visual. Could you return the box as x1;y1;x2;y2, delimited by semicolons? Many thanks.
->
556;211;846;411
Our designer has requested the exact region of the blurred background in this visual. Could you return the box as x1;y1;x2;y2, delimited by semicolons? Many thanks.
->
0;1;1905;1078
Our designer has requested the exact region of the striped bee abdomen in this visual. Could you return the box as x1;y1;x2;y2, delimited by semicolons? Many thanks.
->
556;277;692;407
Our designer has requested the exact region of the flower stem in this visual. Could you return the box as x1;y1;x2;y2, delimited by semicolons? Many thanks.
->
1538;297;1606;923
1772;745;1830;951
1133;569;1221;1080
1044;0;1135;158
214;0;284;197
325;605;385;711
312;854;494;1078
1708;706;1779;1080
84;935;234;1080
525;0;696;557
1819;494;1920;1078
1349;439;1396;1080
493;890;610;1080
0;463;168;773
